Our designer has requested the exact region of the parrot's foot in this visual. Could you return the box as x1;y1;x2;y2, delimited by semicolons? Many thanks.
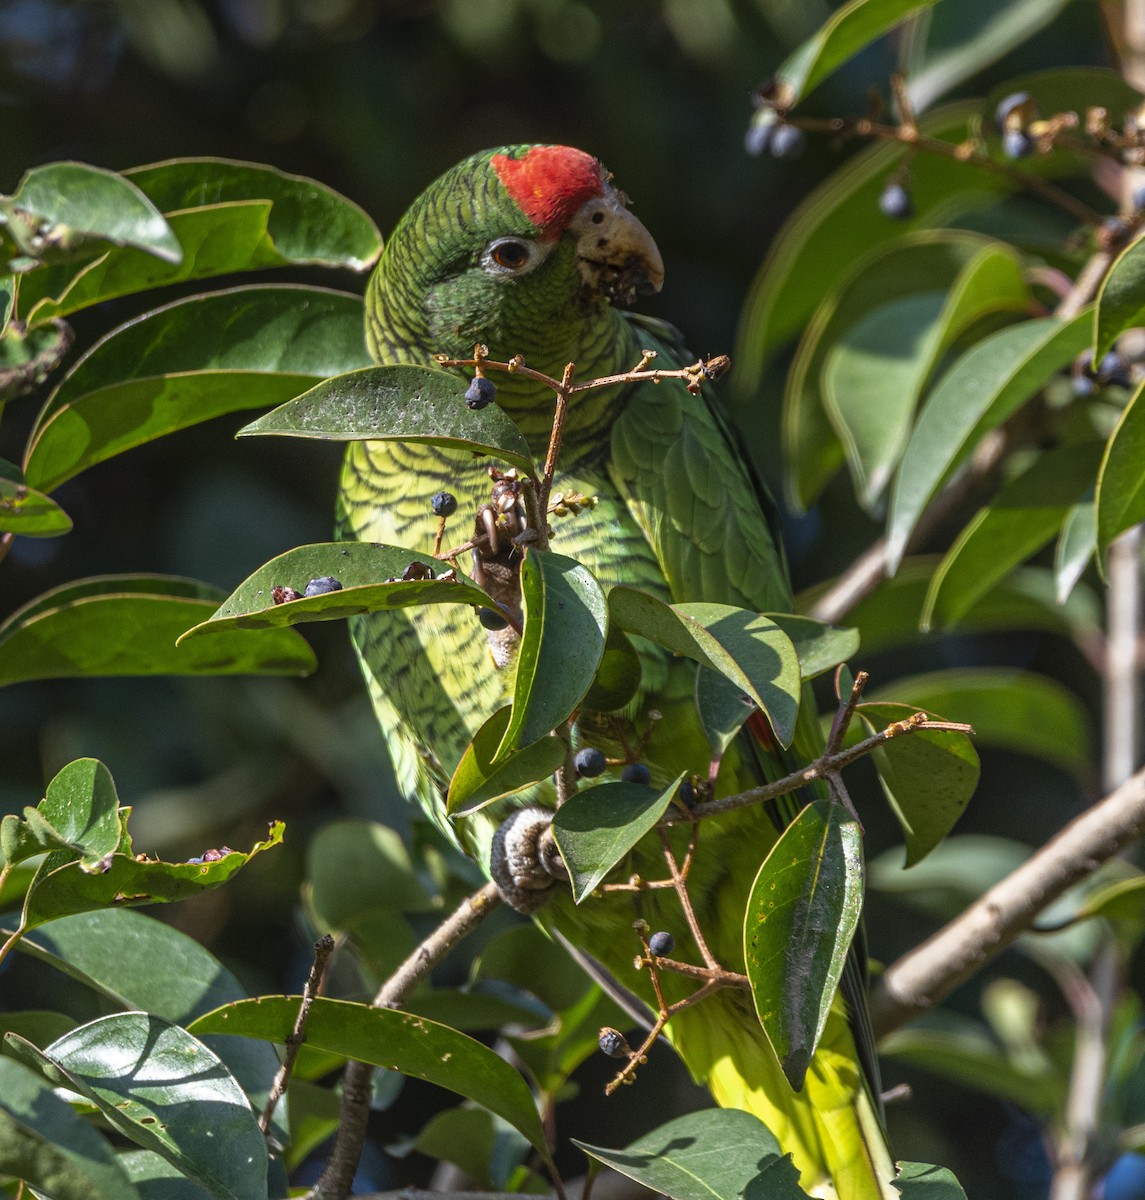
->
489;806;567;913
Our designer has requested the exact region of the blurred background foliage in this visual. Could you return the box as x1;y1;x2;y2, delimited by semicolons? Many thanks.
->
0;2;1129;1196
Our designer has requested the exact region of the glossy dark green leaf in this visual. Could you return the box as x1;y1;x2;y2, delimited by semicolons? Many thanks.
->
0;315;73;404
576;1106;805;1200
582;623;643;712
497;549;606;758
18;820;284;934
2;162;180;266
474;923;596;1014
610;587;800;748
857;702;979;866
119;1150;214;1200
888;314;1091;571
550;776;680;902
696;668;756;761
904;0;1071;111
1054;496;1097;605
23;285;368;492
744;800;863;1090
188;996;549;1155
0;1011;75;1048
447;707;566;816
767;614;859;680
12;910;283;1139
0;471;71;534
773;0;941;108
0;575;315;685
896;1163;970;1198
780;230;1007;509
1;758;121;871
126;157;381;269
867;669;1090;778
240;364;535;475
1095;235;1145;363
414;1105;530;1191
922;441;1104;629
1096;384;1145;562
4;1014;267;1200
179;543;490;641
0;1056;140;1200
306;819;434;929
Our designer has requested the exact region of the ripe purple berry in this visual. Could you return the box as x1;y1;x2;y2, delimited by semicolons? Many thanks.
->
598;1027;630;1058
770;125;805;159
574;747;607;778
431;491;458;517
744;120;774;157
678;780;696;807
648;931;675;957
621;762;651;785
465;376;496;410
878;182;914;220
304;576;343;597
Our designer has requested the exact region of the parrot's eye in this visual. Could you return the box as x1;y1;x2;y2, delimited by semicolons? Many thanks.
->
481;237;546;275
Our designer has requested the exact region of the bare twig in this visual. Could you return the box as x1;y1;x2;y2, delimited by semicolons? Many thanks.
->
310;882;502;1200
869;764;1145;1038
260;934;336;1136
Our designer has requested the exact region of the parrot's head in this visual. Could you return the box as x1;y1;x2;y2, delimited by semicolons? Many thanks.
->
370;145;665;370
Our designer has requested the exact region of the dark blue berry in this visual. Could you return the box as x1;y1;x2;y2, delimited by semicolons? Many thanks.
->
478;606;508;630
1099;350;1132;387
465;376;496;409
431;491;458;517
598;1027;630;1058
304;576;343;597
744;120;774;157
648;931;675;957
574;746;607;778
770;125;805;159
995;91;1032;130
1002;129;1034;159
878;183;914;220
678;780;696;807
1072;374;1096;397
621;762;651;785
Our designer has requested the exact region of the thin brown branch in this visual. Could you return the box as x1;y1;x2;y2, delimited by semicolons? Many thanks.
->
826;669;869;756
869;765;1145;1038
657;827;718;970
310;882;502;1200
539;362;575;517
260;934;336;1136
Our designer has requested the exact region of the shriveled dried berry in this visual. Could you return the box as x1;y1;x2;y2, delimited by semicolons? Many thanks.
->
401;561;431;581
599;1027;631;1058
304;576;343;597
271;585;302;604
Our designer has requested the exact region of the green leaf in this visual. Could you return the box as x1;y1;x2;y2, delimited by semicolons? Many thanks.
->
1;758;122;871
610;587;800;748
0;471;71;535
22;285;368;493
178;543;490;640
498;550;607;758
448;707;567;816
0;317;73;404
306;819;435;930
887;314;1092;571
774;0;941;108
766;614;859;680
857;702;979;866
239;364;535;475
414;1106;530;1191
696;668;756;762
576;1107;805;1200
4;1014;267;1200
1095;232;1145;363
188;996;549;1156
895;1162;969;1198
582;623;643;712
1067;875;1145;925
922;441;1104;629
18;820;284;934
1055;496;1097;605
780;230;1009;509
2;162;180;267
867;669;1091;779
0;575;316;685
550;777;680;903
0;1057;141;1200
744;800;863;1090
905;0;1072;112
1096;383;1145;562
119;1150;214;1200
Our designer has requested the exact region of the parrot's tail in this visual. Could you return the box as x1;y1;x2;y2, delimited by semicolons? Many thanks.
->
667;991;898;1200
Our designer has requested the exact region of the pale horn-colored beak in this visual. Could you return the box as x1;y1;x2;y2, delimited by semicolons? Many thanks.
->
569;187;665;305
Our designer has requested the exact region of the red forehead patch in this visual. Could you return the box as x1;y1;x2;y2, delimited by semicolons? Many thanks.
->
491;146;605;237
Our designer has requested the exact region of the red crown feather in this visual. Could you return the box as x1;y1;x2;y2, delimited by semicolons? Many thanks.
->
491;146;606;239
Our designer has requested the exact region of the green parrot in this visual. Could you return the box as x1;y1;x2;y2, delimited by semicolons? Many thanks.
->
337;145;897;1200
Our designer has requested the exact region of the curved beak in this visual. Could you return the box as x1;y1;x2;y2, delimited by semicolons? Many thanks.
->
569;186;664;306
